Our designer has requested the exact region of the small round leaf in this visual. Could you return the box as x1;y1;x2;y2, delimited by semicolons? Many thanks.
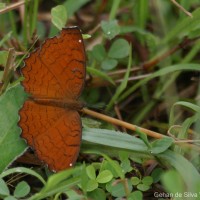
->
0;178;10;196
142;176;153;186
51;5;67;30
14;181;30;198
86;165;96;180
101;58;118;70
87;179;98;192
131;177;141;186
96;170;113;183
108;39;129;59
137;183;150;191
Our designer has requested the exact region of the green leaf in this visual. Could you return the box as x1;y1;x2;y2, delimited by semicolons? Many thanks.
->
101;20;120;40
0;178;9;196
106;179;132;198
4;196;17;200
136;183;150;191
151;168;164;183
169;101;200;126
0;85;27;173
131;177;140;186
135;127;151;148
96;170;113;183
92;44;107;62
108;39;129;59
29;167;81;200
65;189;83;200
87;67;115;85
51;5;67;30
14;181;30;198
128;191;143;200
88;188;106;200
179;114;200;139
101;58;118;70
86;179;98;192
79;164;88;193
161;170;185;194
150;137;174;154
86;165;96;180
63;0;90;17
119;151;132;173
82;128;148;153
142;176;153;186
0;167;46;185
158;150;200;192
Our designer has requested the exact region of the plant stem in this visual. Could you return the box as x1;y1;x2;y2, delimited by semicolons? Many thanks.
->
0;48;16;95
81;108;163;139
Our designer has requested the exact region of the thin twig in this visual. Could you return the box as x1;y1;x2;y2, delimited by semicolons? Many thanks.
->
81;108;164;139
0;0;28;14
170;0;193;18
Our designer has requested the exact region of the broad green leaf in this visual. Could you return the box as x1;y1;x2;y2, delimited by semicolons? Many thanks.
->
128;191;143;200
51;5;67;30
151;168;164;183
86;165;96;180
131;177;140;185
150;137;174;154
101;20;120;40
14;181;30;198
158;150;200;192
137;183;150;191
0;85;27;173
88;188;106;200
108;39;129;59
0;178;9;196
96;170;113;183
86;179;98;192
82;128;148;153
101;58;118;70
161;170;185;194
142;176;153;186
92;44;106;62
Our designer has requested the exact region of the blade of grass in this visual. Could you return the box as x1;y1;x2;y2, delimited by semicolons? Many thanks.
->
30;0;39;36
106;44;132;111
87;67;115;86
109;0;121;21
23;0;29;48
119;64;200;102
